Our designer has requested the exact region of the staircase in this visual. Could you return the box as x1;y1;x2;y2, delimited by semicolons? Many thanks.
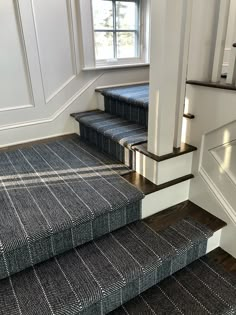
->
0;84;235;314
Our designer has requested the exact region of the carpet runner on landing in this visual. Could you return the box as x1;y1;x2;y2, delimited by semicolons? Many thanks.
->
0;217;213;314
110;255;236;315
100;84;149;128
72;110;147;166
0;136;144;280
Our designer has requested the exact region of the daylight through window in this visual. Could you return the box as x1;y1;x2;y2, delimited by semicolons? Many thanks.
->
92;0;141;62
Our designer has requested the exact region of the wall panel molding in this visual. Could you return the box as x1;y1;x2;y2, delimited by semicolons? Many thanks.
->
0;73;104;132
30;0;81;104
0;0;35;112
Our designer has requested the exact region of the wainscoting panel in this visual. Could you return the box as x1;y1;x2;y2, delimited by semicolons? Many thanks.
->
31;0;78;103
0;0;33;111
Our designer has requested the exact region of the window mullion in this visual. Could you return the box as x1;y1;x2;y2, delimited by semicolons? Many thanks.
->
113;0;117;59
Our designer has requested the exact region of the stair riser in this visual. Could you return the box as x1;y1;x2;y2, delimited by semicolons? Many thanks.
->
80;241;209;315
104;96;148;129
79;122;135;168
142;180;191;218
206;229;222;254
135;151;193;185
0;201;142;280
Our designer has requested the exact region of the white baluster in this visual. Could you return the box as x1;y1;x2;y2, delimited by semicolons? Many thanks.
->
227;15;236;85
212;0;230;82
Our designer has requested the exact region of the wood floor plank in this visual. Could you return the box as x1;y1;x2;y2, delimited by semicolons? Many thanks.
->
144;200;227;233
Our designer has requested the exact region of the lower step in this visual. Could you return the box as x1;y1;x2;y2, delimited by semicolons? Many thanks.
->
0;135;144;280
110;248;236;315
0;212;217;314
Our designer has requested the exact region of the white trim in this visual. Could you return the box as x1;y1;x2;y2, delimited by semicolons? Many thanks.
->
211;0;230;82
142;179;190;218
226;14;236;84
199;167;236;225
206;229;222;254
79;0;96;68
95;80;149;90
80;0;150;69
83;63;149;71
135;151;193;186
174;0;193;148
0;73;104;133
0;105;33;113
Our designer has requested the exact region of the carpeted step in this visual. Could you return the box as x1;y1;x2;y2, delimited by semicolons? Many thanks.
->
0;217;213;315
98;84;149;128
0;136;144;280
72;110;147;167
110;252;236;314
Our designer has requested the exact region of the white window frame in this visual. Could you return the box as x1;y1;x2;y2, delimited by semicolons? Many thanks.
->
79;0;150;70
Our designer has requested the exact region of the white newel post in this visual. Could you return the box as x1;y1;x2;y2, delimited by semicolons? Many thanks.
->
148;0;192;156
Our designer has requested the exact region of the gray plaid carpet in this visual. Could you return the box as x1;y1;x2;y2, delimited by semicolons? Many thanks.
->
0;217;213;315
0;136;144;280
110;256;236;315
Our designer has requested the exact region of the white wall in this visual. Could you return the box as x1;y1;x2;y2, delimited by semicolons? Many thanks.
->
185;85;236;257
0;0;149;147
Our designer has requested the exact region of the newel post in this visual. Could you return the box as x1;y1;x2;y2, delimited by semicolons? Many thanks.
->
148;0;192;155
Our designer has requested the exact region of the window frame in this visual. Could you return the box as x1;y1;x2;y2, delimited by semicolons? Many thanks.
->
79;0;150;70
93;0;141;63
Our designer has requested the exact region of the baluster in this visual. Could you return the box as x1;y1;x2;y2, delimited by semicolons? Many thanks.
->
212;0;230;82
227;16;236;85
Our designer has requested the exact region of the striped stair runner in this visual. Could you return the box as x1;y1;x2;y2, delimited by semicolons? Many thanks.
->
110;254;236;315
72;110;147;167
0;216;214;314
71;84;150;166
100;84;149;128
0;136;144;279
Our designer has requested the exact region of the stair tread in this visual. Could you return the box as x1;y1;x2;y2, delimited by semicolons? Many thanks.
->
0;216;213;315
133;142;197;162
109;248;236;315
0;136;144;280
187;79;236;91
144;200;227;233
98;84;149;108
72;110;148;149
123;172;194;195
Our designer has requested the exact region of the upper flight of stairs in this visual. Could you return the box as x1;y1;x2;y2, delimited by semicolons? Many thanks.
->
0;134;235;314
71;83;197;186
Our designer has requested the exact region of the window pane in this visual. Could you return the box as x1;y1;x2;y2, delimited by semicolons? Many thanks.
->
92;0;113;30
94;32;114;60
116;1;137;30
117;32;137;58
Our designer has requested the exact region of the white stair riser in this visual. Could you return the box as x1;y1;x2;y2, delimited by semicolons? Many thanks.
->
135;151;193;185
206;229;222;254
142;180;190;218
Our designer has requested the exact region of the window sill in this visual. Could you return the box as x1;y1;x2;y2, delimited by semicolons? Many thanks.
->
82;63;150;71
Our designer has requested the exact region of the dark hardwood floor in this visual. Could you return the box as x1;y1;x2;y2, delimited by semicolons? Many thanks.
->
144;200;226;233
122;172;194;195
133;142;197;162
207;247;236;275
187;78;236;92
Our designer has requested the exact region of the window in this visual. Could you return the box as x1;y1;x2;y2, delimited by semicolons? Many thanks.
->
92;0;140;62
79;0;150;69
